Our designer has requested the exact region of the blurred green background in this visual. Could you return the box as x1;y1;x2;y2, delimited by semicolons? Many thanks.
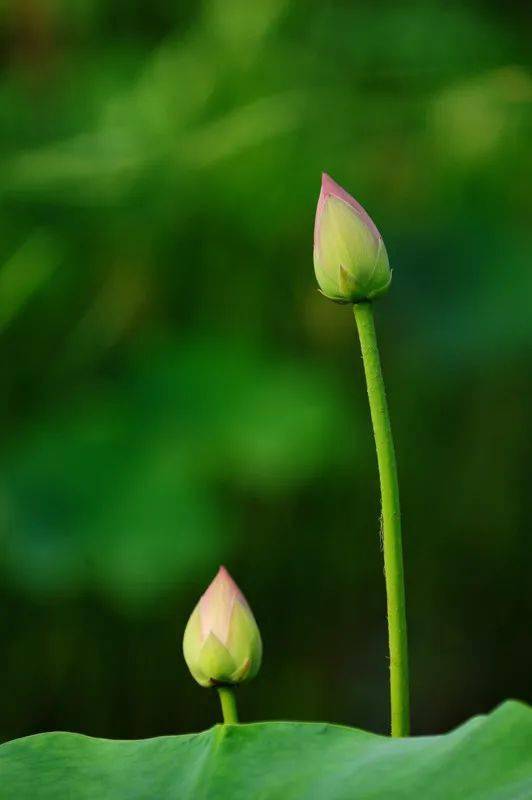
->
0;0;531;741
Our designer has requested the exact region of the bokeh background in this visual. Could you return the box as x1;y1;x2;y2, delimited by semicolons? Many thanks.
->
0;0;531;742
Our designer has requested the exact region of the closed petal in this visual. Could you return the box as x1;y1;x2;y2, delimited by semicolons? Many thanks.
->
227;598;262;683
198;632;237;685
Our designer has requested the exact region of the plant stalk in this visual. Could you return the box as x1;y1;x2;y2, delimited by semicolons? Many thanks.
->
353;301;410;737
216;686;239;724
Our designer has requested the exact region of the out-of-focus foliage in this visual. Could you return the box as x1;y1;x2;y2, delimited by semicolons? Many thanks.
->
0;0;530;740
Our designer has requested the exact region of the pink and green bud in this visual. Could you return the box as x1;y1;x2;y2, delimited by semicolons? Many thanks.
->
313;173;391;303
183;566;262;688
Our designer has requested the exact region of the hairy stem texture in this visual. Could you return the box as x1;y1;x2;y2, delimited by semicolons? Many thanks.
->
353;301;410;737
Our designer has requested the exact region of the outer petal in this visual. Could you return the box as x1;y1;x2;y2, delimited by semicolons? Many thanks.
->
183;606;209;686
198;632;237;685
323;197;376;271
366;239;392;299
226;598;262;683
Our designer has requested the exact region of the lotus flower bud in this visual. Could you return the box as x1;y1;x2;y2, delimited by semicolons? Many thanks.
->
313;173;391;303
183;566;262;688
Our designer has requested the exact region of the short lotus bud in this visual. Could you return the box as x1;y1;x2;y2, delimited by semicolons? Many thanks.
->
183;566;262;688
313;173;391;303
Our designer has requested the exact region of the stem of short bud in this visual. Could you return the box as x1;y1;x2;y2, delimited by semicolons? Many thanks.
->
216;686;239;724
353;301;410;737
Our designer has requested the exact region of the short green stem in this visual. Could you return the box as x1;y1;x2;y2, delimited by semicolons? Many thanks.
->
216;686;239;724
353;301;410;737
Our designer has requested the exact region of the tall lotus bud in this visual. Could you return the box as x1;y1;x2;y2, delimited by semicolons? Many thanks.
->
313;173;391;303
183;566;262;688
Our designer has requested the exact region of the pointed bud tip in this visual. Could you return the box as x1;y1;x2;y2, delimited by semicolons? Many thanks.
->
213;565;239;592
321;172;334;191
321;172;347;201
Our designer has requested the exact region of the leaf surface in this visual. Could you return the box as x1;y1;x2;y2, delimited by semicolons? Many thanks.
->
1;701;531;799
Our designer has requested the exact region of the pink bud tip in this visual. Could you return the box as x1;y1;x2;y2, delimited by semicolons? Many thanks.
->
199;566;248;645
315;172;381;246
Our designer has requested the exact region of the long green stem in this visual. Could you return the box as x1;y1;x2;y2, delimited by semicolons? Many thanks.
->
216;686;239;724
353;301;410;737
